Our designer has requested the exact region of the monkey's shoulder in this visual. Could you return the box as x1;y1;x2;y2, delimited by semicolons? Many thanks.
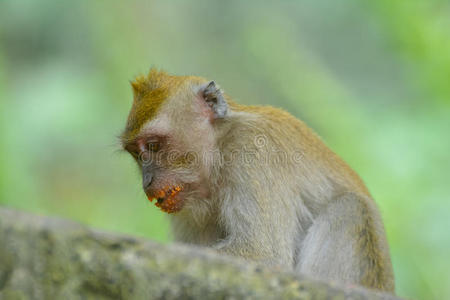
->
227;102;322;148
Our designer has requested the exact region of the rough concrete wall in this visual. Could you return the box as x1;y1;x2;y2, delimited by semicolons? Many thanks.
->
0;207;400;300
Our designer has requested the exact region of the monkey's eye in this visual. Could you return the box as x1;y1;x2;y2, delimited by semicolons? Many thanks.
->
148;142;160;153
124;144;140;158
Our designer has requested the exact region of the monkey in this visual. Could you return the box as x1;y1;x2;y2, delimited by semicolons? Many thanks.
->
120;68;395;292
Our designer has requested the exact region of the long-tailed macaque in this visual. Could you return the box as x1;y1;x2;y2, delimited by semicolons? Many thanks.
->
121;69;395;292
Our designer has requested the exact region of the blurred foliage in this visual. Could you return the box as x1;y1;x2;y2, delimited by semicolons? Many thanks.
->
0;1;449;299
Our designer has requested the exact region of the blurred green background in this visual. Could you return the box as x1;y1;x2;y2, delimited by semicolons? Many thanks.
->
1;1;449;299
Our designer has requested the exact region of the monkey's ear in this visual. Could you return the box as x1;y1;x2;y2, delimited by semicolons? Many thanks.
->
200;81;228;119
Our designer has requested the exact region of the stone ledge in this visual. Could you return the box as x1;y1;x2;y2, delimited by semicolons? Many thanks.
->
0;207;401;299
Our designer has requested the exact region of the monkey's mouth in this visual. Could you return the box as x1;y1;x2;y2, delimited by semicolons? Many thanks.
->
147;185;184;214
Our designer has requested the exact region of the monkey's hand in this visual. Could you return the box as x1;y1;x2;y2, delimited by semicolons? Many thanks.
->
213;238;289;270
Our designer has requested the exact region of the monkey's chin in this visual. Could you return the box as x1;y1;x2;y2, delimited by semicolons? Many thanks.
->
147;185;185;214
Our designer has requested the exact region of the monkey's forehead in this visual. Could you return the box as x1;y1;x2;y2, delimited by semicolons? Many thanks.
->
122;90;169;142
121;69;206;143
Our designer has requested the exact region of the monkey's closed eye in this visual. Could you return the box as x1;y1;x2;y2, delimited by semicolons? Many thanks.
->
124;145;139;158
149;142;160;152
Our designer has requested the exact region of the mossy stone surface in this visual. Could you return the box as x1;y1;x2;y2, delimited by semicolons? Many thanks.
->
0;207;400;300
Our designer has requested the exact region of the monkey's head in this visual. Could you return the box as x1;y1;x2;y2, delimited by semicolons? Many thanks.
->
121;69;227;213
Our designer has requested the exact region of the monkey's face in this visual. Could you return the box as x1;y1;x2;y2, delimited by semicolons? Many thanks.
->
123;131;212;214
121;70;224;213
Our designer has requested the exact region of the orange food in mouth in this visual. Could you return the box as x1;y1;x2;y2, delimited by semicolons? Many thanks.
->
147;185;184;213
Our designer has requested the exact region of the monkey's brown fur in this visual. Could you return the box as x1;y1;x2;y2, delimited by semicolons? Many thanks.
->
121;69;395;292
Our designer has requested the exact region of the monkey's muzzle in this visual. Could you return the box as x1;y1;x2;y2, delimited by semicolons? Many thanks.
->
147;185;184;213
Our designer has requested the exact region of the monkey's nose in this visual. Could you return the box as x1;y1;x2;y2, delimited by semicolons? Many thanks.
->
142;172;153;191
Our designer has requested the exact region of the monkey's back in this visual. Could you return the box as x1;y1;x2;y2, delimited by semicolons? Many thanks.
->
227;100;371;199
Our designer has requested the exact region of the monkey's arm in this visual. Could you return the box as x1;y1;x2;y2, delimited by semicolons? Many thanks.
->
213;189;299;268
296;192;395;291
